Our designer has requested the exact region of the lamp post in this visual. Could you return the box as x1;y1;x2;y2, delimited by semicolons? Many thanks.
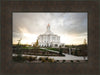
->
69;48;71;55
69;46;72;55
17;38;21;48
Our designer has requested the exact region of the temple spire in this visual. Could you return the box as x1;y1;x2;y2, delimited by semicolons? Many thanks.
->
48;23;50;26
47;23;50;32
44;23;53;34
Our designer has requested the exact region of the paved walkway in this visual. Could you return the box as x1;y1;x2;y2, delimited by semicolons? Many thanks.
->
13;53;88;60
40;48;88;60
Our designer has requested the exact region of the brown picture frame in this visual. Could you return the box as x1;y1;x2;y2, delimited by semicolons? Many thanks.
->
0;0;99;74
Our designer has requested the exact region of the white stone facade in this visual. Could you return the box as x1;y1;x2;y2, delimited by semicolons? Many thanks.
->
38;24;64;48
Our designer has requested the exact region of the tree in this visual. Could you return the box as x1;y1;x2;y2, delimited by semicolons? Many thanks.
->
33;40;38;48
59;46;63;56
17;38;22;54
33;39;39;49
84;39;87;45
35;40;38;47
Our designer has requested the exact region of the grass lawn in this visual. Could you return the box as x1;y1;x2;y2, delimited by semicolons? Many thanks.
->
21;47;34;49
39;48;47;51
47;48;59;51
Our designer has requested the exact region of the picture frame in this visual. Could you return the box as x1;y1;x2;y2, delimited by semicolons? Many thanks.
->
0;0;99;74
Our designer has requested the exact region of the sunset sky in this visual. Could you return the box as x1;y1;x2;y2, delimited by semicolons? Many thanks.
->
13;12;87;45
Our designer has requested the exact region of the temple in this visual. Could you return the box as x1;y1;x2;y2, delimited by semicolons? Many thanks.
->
37;24;64;48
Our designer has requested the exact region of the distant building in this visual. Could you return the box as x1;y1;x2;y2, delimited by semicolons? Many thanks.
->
38;24;64;48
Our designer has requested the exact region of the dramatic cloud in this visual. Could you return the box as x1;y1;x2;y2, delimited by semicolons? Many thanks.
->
13;12;87;45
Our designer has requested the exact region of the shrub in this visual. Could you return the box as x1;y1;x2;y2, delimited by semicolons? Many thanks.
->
45;57;48;60
41;58;46;63
38;57;55;63
39;57;42;61
39;57;46;62
27;56;33;61
70;60;73;63
56;60;59;63
27;56;37;62
76;60;80;62
31;56;37;60
42;59;47;63
39;57;45;60
48;58;54;63
62;60;66;63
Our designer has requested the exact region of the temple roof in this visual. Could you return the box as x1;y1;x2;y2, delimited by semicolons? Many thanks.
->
39;24;59;36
